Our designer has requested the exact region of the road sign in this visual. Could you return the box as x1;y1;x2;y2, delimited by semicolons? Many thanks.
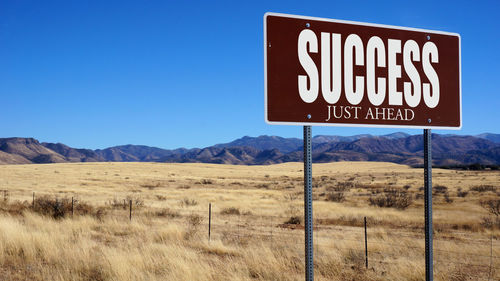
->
264;12;461;129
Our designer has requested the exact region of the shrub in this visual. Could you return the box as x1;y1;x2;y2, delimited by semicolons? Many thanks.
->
434;185;448;194
457;190;469;197
32;196;94;219
326;192;345;202
481;216;500;229
140;181;162;189
480;199;500;217
329;181;355;192
155;208;180;218
0;200;30;216
220;207;240;215
156;195;167;201
471;185;496;193
369;189;412;210
284;216;301;225
32;196;66;219
180;198;198;207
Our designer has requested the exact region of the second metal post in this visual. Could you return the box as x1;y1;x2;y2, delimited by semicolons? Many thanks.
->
303;126;314;281
424;129;433;281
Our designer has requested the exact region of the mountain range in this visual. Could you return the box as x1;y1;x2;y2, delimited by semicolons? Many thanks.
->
0;133;499;167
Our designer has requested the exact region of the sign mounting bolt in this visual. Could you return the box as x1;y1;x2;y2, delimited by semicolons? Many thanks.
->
428;118;432;123
307;114;312;119
306;23;310;28
427;35;431;40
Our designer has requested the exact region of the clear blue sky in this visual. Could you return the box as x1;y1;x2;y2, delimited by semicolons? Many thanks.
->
0;0;498;149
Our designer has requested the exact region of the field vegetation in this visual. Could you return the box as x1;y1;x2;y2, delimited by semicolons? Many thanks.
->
0;162;498;280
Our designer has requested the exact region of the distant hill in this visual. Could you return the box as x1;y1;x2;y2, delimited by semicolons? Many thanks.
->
94;145;187;162
476;133;500;143
0;138;66;164
214;135;302;153
42;143;104;162
0;133;499;166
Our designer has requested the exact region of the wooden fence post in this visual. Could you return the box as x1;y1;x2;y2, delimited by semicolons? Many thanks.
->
129;199;132;221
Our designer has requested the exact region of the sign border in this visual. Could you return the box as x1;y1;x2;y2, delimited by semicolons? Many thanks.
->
264;12;462;130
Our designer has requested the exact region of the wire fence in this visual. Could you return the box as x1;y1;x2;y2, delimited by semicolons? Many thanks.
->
1;189;499;279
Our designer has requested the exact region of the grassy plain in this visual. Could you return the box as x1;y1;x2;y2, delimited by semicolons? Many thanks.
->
0;161;498;280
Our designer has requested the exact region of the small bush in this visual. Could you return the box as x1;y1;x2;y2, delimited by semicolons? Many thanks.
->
155;208;180;218
140;181;162;189
32;196;95;219
156;195;167;201
329;181;355;192
0;200;30;216
457;190;469;197
471;185;496;193
481;216;500;229
480;199;500;217
220;207;240;215
284;216;301;225
369;189;412;210
180;198;198;207
201;179;214;184
434;185;448;194
326;192;345;202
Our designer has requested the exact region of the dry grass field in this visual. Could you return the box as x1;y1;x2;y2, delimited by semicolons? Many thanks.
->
0;161;498;280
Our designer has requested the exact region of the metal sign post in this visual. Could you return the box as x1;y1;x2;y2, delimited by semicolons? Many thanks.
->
424;129;433;281
303;126;314;281
423;129;434;280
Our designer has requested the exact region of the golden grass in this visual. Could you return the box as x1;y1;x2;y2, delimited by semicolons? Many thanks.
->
0;161;498;280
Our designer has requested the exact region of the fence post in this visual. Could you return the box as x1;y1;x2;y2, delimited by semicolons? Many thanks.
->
129;199;132;221
3;190;6;201
364;216;368;269
208;203;212;242
72;197;74;218
32;192;35;208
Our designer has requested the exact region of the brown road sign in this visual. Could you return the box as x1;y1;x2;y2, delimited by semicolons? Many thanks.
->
264;13;461;129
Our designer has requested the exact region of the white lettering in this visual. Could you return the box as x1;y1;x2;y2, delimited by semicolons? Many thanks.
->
366;36;386;106
422;41;440;108
321;33;342;104
344;34;364;105
298;29;319;103
403;40;422;108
